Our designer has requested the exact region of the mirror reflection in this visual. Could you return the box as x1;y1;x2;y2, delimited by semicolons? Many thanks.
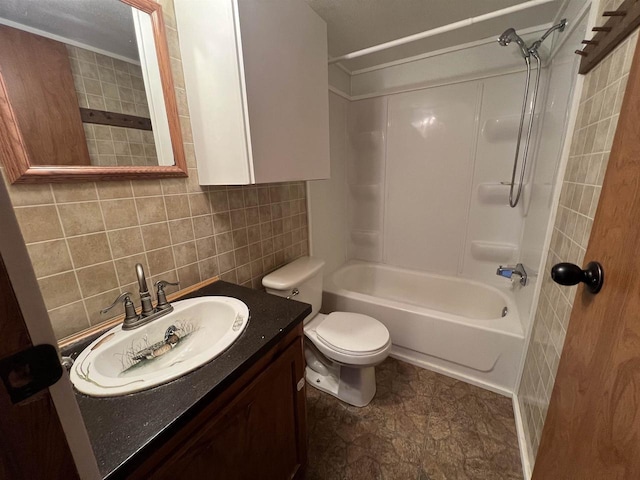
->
0;0;174;168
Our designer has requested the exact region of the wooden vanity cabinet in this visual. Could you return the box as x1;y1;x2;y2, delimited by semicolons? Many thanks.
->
129;325;307;480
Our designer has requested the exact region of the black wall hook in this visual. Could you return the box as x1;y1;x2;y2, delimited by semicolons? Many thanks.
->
551;261;604;294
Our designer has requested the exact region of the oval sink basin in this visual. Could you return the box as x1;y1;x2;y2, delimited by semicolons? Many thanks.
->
70;296;249;397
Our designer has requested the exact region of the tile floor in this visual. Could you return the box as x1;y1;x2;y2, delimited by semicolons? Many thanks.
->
306;358;522;480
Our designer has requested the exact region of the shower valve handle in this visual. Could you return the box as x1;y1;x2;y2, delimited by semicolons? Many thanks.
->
551;261;603;294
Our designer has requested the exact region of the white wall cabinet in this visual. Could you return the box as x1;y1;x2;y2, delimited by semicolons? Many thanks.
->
175;0;330;185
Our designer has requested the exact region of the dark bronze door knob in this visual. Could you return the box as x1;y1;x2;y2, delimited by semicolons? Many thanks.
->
551;261;603;294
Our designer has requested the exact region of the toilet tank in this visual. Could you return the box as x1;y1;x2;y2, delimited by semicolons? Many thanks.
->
262;257;325;322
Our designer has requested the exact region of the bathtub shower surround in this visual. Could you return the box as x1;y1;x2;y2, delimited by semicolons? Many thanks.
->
1;0;309;341
346;97;387;262
517;22;638;468
323;261;523;393
345;71;549;287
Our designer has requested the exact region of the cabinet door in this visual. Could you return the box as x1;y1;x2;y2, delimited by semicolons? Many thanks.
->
238;0;330;183
148;338;307;480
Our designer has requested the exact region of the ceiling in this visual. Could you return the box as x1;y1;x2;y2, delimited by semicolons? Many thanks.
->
0;0;139;61
305;0;564;71
0;0;564;73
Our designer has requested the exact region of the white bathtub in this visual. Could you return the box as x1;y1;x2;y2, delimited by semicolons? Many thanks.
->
322;261;524;395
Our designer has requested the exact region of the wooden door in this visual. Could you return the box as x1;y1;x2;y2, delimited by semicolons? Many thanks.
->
0;24;90;166
0;253;79;479
145;338;307;480
532;37;640;478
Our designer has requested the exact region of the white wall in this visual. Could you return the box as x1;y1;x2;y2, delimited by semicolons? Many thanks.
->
308;92;348;275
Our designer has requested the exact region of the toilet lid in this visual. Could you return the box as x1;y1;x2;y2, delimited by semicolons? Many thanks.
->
316;312;390;354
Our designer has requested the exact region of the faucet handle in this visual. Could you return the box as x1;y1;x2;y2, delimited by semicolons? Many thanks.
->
155;280;180;289
155;280;180;309
100;292;138;323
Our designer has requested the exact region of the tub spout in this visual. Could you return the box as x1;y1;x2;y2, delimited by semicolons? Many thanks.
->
497;263;528;286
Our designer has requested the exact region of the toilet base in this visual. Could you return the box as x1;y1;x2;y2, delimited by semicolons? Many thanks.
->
305;364;377;407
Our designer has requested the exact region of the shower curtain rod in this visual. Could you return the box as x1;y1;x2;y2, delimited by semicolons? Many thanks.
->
328;0;558;64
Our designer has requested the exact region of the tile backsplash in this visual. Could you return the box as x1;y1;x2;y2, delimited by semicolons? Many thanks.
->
517;5;638;469
1;0;309;340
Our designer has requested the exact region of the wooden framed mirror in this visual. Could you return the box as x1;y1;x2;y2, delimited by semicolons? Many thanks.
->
0;0;187;183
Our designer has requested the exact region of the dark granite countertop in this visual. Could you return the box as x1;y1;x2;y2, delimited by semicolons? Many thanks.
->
66;281;310;479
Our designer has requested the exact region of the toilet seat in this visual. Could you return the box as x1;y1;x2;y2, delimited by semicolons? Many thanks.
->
305;312;391;366
316;312;390;355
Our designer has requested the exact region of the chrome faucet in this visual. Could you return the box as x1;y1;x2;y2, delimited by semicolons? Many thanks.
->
101;263;180;330
496;263;528;286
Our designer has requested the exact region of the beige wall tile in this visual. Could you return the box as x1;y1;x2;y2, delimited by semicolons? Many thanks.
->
52;184;97;203
108;227;144;258
27;240;72;277
133;180;162;197
6;182;54;207
215;232;234;254
14;206;64;243
193;215;213;238
147;247;176;276
166;194;190;220
38;272;82;310
189;193;210;215
234;246;250;267
173;241;197;267
141;222;171;250
67;233;111;268
177;263;200;288
48;301;89;339
58;202;105;236
218;251;235;273
168;218;194;244
76;262;118;297
136;196;167;224
195;236;217;259
199;257;219;279
102;199;138;230
210;191;229;212
213;212;232;233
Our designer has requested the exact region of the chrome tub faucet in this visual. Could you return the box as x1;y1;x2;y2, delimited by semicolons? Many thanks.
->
496;263;528;286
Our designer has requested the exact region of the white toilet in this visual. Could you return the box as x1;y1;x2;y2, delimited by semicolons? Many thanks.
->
262;256;391;407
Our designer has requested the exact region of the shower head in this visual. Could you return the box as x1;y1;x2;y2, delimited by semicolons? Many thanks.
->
528;19;568;54
498;28;530;58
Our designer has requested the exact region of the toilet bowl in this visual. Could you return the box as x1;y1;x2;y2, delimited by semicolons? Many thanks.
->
262;256;391;407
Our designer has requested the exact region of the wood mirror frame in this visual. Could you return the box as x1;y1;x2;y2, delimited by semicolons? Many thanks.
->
0;0;187;184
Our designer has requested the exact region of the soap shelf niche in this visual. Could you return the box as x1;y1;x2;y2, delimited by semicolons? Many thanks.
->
477;183;513;205
470;241;517;262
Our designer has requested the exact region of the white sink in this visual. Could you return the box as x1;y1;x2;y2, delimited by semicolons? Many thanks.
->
70;296;249;397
